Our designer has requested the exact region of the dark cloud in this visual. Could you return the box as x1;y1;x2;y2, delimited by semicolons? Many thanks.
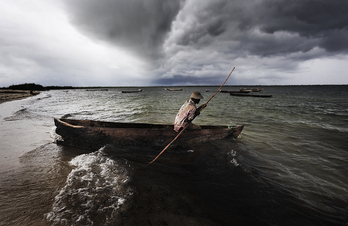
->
63;0;348;85
64;0;348;56
236;0;348;55
259;1;348;35
63;0;184;61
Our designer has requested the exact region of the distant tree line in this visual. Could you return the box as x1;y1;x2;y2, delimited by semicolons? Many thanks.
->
1;83;144;90
0;83;76;90
8;83;45;91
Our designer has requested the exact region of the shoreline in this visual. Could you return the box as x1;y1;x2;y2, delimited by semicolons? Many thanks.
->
0;90;40;104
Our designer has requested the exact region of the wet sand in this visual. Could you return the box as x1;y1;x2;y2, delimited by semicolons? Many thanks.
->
0;90;40;104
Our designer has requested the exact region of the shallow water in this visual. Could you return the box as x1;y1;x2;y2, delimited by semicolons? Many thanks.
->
0;85;347;225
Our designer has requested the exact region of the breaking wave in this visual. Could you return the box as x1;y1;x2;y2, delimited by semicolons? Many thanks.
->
45;148;134;225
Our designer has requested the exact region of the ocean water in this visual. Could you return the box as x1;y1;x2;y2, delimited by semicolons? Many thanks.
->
0;85;347;225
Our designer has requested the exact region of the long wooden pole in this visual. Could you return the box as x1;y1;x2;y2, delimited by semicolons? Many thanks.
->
148;67;235;165
203;67;235;105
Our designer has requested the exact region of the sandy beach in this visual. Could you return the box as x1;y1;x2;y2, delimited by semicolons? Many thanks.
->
0;90;40;104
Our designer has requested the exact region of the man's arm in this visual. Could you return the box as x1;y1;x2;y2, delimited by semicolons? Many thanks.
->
195;104;207;115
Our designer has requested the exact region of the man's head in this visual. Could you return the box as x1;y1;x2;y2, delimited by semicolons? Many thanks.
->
190;91;203;104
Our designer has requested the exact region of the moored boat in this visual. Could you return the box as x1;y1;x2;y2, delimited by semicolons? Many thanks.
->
240;88;252;93
220;90;250;93
86;89;109;91
165;88;183;91
121;89;142;93
54;118;244;150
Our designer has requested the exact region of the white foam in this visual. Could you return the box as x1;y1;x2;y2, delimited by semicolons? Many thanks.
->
45;148;134;225
50;126;63;142
229;150;239;166
230;158;239;167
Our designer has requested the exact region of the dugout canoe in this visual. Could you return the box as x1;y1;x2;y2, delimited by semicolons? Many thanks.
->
230;93;273;98
165;88;183;91
220;90;250;93
54;118;244;150
121;89;142;93
239;88;253;93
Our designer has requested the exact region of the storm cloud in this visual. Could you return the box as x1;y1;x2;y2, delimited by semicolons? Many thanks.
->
1;0;347;86
62;0;348;85
63;0;184;62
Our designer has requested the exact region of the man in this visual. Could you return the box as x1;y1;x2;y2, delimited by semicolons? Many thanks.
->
174;91;207;132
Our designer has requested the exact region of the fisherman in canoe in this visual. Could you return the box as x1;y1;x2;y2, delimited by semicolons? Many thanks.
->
174;91;207;132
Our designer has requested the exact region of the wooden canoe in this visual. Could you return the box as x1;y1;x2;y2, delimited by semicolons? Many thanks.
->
54;118;244;150
239;88;253;93
220;90;249;93
121;89;142;93
165;88;183;91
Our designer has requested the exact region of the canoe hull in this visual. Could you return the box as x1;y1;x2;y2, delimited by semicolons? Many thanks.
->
165;88;183;91
121;89;142;93
220;90;250;93
54;118;244;150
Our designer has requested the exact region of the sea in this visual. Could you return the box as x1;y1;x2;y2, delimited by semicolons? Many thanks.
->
0;85;347;226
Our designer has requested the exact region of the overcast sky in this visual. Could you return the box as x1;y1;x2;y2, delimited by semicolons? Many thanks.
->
1;0;347;87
